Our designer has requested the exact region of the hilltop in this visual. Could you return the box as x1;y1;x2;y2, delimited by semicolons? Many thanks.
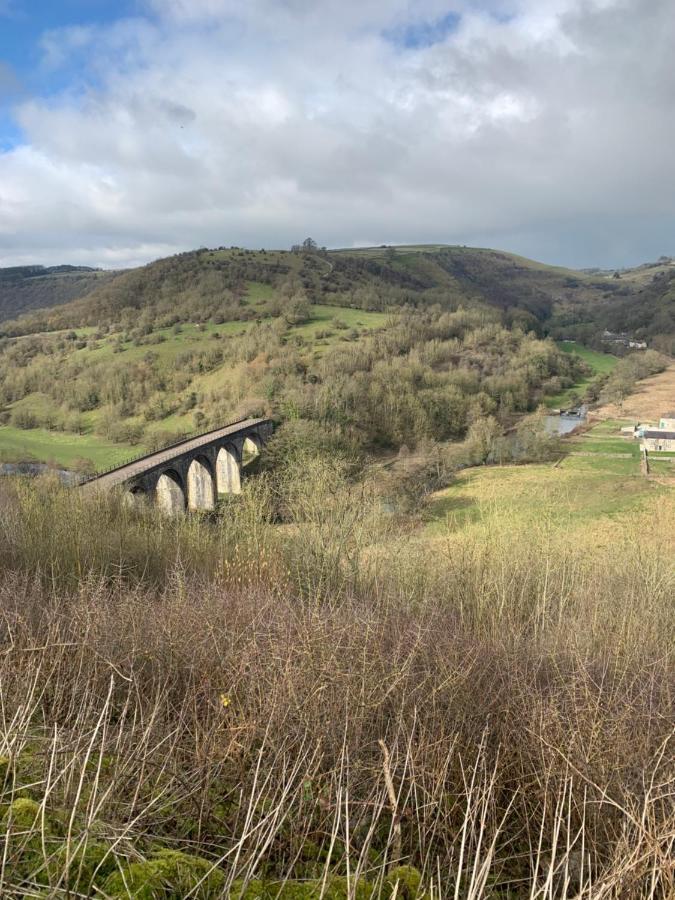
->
4;243;673;350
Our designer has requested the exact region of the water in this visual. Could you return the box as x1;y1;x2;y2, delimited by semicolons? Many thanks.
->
0;462;79;485
545;405;588;435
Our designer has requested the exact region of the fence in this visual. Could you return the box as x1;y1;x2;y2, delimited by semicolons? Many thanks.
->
78;417;257;485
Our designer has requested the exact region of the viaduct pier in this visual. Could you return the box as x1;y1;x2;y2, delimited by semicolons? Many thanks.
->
81;418;273;514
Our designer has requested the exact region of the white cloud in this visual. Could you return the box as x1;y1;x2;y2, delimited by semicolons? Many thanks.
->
1;0;675;268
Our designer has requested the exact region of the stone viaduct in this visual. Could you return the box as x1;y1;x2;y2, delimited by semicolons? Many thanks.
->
81;418;273;515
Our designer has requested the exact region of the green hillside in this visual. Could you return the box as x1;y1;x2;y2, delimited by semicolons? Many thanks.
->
0;243;670;471
0;244;616;338
0;265;123;322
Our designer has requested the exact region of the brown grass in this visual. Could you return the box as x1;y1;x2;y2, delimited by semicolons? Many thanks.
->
594;362;675;421
0;472;673;897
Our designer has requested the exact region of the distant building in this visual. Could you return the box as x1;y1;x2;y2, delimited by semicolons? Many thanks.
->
636;413;675;452
641;430;675;452
601;330;647;349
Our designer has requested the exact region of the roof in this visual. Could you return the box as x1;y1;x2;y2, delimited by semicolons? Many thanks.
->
642;430;675;440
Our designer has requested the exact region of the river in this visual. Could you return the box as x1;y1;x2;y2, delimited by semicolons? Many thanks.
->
545;405;588;435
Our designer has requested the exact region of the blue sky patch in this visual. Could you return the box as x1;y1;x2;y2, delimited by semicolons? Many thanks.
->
383;11;461;49
0;0;139;147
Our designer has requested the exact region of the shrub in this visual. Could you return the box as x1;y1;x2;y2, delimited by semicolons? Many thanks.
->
10;408;39;429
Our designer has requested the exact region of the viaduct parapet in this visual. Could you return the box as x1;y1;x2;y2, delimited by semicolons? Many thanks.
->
81;418;273;514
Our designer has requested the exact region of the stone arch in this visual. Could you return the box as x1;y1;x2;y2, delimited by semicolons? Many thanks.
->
156;470;186;516
216;444;241;495
123;484;149;508
242;432;262;465
187;455;216;510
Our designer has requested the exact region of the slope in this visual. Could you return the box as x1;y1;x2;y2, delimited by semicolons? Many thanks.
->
0;265;124;322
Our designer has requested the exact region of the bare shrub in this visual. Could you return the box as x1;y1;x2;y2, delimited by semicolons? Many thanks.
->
0;478;672;896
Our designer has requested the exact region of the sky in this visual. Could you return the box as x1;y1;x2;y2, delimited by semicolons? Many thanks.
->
0;0;674;270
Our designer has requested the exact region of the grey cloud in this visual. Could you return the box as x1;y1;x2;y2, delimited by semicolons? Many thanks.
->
1;0;675;268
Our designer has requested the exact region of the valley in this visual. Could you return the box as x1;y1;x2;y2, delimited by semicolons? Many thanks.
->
1;242;671;476
0;243;672;899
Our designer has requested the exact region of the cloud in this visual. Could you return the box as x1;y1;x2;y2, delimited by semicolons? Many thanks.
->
1;0;675;268
0;61;21;101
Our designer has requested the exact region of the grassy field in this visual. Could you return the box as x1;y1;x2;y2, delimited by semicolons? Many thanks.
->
426;417;673;539
545;341;618;408
558;341;618;373
291;304;389;345
426;459;654;535
0;426;137;468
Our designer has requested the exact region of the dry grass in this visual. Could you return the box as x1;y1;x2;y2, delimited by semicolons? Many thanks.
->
0;472;673;897
593;362;675;421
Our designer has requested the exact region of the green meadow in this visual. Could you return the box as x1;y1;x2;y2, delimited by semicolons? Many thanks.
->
426;417;672;537
545;341;618;408
0;426;137;469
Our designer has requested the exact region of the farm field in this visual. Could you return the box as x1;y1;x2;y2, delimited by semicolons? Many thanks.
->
0;426;137;469
426;417;673;543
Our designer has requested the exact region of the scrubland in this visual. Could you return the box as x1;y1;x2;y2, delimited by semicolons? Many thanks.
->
0;446;672;898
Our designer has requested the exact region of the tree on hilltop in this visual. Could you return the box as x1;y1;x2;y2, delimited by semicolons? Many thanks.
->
291;238;319;254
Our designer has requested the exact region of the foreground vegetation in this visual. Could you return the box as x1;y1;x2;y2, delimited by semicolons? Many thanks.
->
0;440;672;897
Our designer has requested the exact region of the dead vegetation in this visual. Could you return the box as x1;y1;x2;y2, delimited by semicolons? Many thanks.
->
594;361;675;421
0;468;673;897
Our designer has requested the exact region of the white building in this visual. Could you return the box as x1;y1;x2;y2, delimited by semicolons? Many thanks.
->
641;429;675;452
637;413;675;452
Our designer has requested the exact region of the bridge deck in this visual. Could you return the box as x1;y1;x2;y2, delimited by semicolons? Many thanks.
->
82;417;268;491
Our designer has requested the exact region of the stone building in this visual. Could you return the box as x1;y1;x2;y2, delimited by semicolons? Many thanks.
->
641;429;675;452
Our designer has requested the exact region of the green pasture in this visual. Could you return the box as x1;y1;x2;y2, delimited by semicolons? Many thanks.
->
0;426;137;469
545;342;618;408
570;438;639;457
558;341;618;374
426;454;657;537
649;458;675;474
290;305;389;342
425;415;672;537
244;281;275;305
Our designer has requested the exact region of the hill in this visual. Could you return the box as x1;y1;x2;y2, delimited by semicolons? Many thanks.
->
0;243;671;471
0;264;124;322
0;244;619;338
4;244;673;349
